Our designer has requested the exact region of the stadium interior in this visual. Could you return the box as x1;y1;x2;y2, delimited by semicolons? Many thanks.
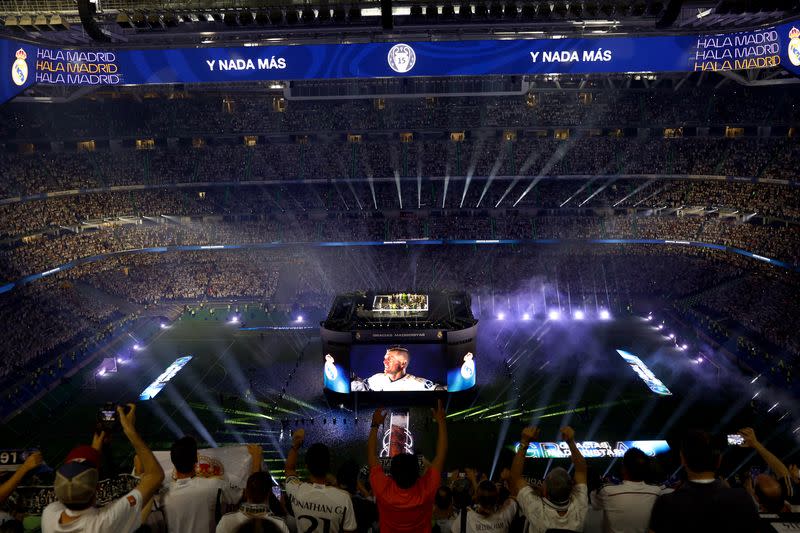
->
1;1;800;532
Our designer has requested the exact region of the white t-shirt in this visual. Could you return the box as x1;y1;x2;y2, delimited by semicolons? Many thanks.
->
160;476;243;533
364;373;439;391
285;477;357;533
518;484;588;533
216;510;290;533
590;480;666;533
451;500;518;533
41;489;143;533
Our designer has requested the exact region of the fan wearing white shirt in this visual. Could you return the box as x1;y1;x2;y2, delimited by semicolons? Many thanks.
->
160;436;255;533
216;472;289;533
510;426;589;533
284;429;357;533
42;404;165;533
451;480;518;533
590;447;666;533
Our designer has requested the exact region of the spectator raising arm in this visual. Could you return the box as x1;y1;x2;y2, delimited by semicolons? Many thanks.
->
368;408;387;469
740;427;792;497
561;426;587;485
117;403;165;505
510;426;539;495
431;399;448;474
0;451;43;504
285;428;305;478
248;444;263;474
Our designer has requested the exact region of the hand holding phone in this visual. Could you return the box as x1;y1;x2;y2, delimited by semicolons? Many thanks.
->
727;434;745;446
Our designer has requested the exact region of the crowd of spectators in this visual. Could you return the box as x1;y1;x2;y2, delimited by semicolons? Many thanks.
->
2;87;798;140
0;137;798;200
2;400;800;533
1;213;798;283
1;177;799;241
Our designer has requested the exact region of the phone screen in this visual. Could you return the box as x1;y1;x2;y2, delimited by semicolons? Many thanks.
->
727;434;744;446
271;486;282;499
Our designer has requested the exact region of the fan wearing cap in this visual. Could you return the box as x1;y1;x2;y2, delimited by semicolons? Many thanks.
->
509;426;588;533
41;404;165;533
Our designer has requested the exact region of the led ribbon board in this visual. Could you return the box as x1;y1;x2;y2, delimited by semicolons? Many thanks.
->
2;22;800;104
515;440;671;459
139;356;193;401
616;349;672;396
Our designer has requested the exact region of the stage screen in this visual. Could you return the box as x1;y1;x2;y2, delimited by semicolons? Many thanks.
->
139;355;193;400
351;344;447;392
322;341;477;394
616;349;672;396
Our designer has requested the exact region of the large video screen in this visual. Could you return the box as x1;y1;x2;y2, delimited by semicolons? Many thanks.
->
351;344;446;392
616;349;672;396
323;342;476;394
139;356;193;401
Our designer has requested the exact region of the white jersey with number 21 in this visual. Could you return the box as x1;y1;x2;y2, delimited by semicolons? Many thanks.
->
285;477;357;533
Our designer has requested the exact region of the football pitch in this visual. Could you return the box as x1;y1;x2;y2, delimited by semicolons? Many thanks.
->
1;304;755;473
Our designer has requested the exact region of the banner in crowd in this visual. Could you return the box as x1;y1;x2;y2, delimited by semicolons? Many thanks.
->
11;475;138;515
1;19;799;103
7;447;253;516
153;445;254;490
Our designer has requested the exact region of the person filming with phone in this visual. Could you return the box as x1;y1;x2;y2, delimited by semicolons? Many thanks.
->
41;403;165;533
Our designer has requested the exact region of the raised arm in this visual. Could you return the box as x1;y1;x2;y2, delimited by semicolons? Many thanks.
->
431;399;448;473
0;451;43;504
247;444;263;473
510;426;539;496
285;429;305;478
368;408;387;469
740;427;791;494
561;426;587;485
118;404;165;504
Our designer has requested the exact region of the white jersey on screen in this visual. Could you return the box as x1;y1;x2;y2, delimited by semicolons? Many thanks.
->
361;373;440;391
160;476;243;533
285;477;357;533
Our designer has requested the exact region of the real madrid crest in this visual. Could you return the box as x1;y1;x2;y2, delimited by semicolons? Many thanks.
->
788;27;800;67
12;48;28;87
460;352;475;380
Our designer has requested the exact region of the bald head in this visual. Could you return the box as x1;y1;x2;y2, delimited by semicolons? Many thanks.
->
755;474;786;513
384;347;410;378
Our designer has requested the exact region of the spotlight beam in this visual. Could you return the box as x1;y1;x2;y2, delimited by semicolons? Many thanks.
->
513;176;543;207
394;170;403;209
613;178;656;207
560;177;600;207
578;177;617;207
346;180;363;210
367;175;378;210
476;154;504;208
632;185;666;207
495;177;521;208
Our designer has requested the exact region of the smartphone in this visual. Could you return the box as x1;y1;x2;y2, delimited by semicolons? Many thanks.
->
727;434;744;446
271;486;282;499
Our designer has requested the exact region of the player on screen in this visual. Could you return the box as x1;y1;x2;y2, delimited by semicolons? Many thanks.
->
351;346;446;391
